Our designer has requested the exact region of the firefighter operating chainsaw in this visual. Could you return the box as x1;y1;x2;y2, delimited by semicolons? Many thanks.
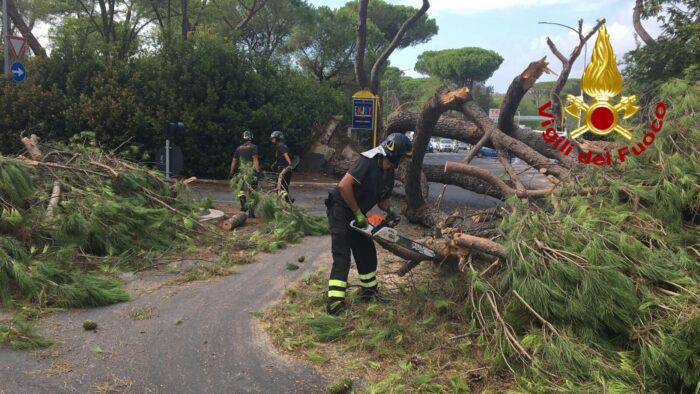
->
324;133;436;316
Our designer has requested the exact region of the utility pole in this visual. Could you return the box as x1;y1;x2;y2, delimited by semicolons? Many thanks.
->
2;0;9;74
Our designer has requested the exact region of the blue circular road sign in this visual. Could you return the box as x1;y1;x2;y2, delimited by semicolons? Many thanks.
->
10;62;26;82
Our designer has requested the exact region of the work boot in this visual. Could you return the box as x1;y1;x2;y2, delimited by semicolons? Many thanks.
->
326;298;346;316
238;195;248;212
360;286;383;303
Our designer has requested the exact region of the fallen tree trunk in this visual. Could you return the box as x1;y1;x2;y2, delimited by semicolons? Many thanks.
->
387;111;579;169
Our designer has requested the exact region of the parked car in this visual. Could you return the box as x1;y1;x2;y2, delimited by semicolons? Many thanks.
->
450;140;463;152
478;147;515;162
437;138;452;152
478;147;498;157
458;142;468;151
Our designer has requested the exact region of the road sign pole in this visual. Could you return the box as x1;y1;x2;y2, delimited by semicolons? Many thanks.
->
3;0;8;75
165;139;171;180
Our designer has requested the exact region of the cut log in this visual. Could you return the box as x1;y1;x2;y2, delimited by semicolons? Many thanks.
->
21;134;43;161
221;213;248;231
452;234;507;260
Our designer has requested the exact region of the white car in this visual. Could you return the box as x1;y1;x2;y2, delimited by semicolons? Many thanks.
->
437;138;452;152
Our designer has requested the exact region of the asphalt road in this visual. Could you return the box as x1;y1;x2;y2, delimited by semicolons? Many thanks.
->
0;237;331;394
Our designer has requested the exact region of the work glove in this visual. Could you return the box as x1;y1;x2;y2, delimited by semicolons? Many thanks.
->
353;210;368;228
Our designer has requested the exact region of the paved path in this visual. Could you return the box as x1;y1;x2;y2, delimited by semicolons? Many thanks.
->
0;237;331;394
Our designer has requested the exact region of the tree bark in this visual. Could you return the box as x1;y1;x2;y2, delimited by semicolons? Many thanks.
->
6;0;47;57
181;0;189;40
354;0;369;89
387;111;579;169
404;88;470;227
461;101;571;179
633;0;656;46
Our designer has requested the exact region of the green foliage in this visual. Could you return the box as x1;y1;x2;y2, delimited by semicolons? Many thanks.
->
623;1;699;97
496;78;700;392
415;47;504;87
1;35;346;178
0;317;53;350
0;145;199;310
305;314;348;342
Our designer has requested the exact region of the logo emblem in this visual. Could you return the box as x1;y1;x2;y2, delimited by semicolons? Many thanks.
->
386;141;395;151
565;24;639;140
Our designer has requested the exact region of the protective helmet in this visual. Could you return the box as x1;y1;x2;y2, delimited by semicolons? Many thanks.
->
381;133;413;163
243;130;254;141
270;130;284;141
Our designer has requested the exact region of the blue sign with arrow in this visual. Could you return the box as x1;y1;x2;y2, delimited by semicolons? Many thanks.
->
11;62;26;83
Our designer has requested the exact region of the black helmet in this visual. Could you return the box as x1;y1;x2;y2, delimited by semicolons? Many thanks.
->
381;133;413;163
270;130;284;141
243;130;253;141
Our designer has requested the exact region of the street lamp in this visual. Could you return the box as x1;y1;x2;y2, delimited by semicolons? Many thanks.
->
538;21;588;129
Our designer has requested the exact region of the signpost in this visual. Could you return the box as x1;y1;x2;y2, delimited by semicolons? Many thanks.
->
10;61;25;82
352;90;379;147
8;35;27;58
158;122;186;179
2;0;8;74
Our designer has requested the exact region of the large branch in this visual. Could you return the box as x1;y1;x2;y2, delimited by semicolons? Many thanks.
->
497;57;552;135
369;0;430;93
461;101;570;179
405;87;470;227
6;0;47;57
236;0;268;31
354;0;369;89
633;0;656;46
387;111;578;169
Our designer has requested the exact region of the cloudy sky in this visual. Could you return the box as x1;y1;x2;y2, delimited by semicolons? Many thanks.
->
308;0;664;92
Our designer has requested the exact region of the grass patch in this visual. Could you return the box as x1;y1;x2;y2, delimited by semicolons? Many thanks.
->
261;270;511;393
129;306;155;320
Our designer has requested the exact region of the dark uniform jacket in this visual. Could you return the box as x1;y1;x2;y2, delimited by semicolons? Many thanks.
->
330;154;394;214
233;142;258;163
274;143;290;170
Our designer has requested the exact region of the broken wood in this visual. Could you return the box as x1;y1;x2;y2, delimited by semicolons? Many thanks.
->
221;213;248;231
497;57;553;135
21;134;43;161
44;181;61;222
90;161;119;177
452;234;507;260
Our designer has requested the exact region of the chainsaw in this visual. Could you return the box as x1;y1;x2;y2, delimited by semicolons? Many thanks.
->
350;214;437;261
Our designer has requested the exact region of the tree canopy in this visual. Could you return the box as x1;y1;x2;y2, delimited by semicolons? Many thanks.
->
414;47;504;87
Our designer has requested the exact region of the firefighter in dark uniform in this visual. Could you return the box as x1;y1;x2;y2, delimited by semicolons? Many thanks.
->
230;130;260;215
324;133;413;315
270;130;294;203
